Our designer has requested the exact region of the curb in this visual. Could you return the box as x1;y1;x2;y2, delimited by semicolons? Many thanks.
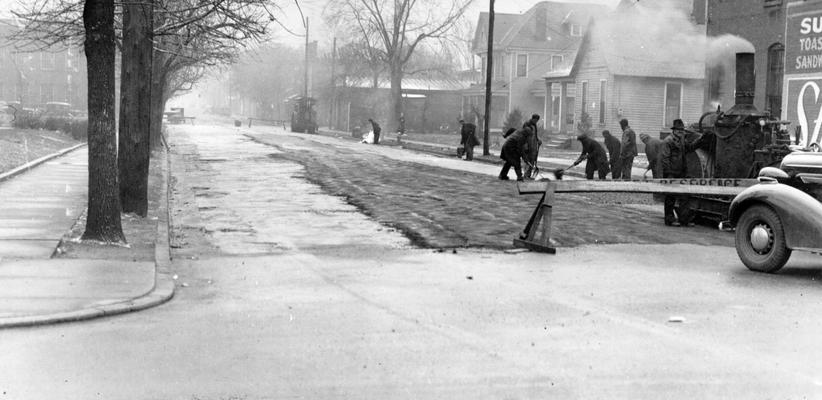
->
0;142;175;329
0;274;175;329
0;142;87;183
395;139;589;179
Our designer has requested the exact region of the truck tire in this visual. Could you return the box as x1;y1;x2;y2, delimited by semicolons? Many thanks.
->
735;204;792;273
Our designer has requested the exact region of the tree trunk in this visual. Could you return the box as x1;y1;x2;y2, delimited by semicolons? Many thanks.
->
81;0;125;243
118;0;154;217
388;63;403;133
149;54;167;149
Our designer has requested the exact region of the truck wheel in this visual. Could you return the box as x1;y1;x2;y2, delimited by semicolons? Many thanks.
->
735;204;791;273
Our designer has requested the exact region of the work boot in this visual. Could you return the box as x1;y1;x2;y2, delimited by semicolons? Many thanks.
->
498;175;510;180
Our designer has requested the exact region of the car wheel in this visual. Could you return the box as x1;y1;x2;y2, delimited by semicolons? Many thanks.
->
735;204;792;273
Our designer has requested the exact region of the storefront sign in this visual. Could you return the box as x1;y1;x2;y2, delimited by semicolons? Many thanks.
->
786;78;822;146
786;4;822;74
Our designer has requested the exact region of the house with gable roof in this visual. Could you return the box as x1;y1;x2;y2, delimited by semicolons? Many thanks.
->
543;2;705;142
463;1;608;131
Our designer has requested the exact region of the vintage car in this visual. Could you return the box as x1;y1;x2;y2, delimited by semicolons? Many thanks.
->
725;151;822;272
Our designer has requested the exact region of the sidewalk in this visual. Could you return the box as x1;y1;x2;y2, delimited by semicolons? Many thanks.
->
0;146;174;328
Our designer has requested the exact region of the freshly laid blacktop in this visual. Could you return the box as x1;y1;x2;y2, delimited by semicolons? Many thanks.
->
322;128;651;180
0;124;646;328
0;145;174;329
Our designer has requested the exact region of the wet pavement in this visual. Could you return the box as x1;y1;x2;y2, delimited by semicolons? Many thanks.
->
4;121;821;399
0;148;87;258
232;124;734;249
168;127;411;259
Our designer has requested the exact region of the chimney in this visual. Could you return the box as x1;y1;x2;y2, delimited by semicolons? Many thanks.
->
734;52;755;106
535;7;547;41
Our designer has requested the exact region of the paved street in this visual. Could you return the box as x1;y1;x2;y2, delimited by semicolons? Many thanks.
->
4;123;822;399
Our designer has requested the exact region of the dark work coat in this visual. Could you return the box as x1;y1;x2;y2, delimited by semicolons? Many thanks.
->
578;136;609;168
460;123;479;147
620;127;638;159
603;132;621;162
500;128;530;163
602;132;622;173
642;136;664;178
660;133;688;178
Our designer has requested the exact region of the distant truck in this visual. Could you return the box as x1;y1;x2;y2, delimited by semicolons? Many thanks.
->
289;96;317;134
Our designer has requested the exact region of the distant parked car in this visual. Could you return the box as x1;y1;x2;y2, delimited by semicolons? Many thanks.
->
44;101;72;117
725;151;822;272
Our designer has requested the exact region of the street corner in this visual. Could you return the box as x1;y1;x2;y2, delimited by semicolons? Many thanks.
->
0;259;173;329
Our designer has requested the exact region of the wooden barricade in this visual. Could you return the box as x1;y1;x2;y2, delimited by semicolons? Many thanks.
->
513;178;759;253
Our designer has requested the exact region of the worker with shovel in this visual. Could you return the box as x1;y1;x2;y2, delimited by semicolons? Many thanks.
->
573;132;610;180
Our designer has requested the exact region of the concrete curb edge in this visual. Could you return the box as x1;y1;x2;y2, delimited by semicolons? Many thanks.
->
0;142;87;183
0;142;176;329
0;273;175;329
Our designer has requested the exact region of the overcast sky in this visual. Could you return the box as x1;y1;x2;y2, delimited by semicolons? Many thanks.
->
0;0;621;48
270;0;622;48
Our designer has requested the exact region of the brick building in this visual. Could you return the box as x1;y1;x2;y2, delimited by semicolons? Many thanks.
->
0;19;87;111
700;0;787;118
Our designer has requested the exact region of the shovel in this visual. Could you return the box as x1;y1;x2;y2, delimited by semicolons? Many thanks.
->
551;159;582;180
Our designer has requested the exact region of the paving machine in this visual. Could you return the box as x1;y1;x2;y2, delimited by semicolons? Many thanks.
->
688;52;794;223
290;96;317;134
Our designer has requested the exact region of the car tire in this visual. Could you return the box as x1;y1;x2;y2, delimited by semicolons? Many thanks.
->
735;204;792;273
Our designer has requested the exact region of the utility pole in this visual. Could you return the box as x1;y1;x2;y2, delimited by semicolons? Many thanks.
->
304;16;309;98
330;37;336;129
483;0;495;156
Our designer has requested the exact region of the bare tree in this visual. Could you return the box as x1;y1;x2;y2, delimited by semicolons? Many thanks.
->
11;0;278;231
325;0;474;132
148;0;273;146
230;44;302;119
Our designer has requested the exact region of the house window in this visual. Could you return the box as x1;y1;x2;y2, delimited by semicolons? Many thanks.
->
494;54;504;79
599;80;607;124
580;81;588;116
516;54;527;77
41;52;55;70
40;84;53;103
766;43;784;117
551;55;563;71
570;24;582;36
664;82;682;128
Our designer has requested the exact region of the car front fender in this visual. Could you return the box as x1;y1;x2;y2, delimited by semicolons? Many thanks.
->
729;182;822;251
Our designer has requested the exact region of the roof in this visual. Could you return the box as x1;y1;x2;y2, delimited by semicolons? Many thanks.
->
546;4;705;80
472;13;520;52
499;2;608;50
341;77;472;92
472;1;609;53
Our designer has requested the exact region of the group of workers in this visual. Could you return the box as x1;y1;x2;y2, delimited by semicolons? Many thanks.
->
492;115;704;227
574;117;707;226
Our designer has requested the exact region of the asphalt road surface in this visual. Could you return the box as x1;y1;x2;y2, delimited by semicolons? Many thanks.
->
3;123;822;400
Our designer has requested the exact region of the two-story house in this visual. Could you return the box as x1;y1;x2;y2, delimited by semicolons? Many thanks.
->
464;1;607;131
544;0;706;143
